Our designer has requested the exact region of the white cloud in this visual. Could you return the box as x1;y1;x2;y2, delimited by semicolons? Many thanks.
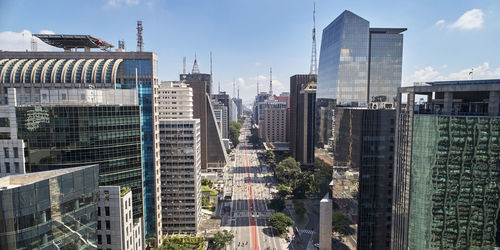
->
255;62;262;67
404;62;500;86
449;9;484;30
0;30;57;51
106;0;140;7
248;75;267;81
435;19;446;26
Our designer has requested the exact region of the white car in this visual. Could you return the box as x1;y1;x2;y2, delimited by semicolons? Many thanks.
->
314;243;320;248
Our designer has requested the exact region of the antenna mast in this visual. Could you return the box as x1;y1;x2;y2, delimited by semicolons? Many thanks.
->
310;1;317;75
218;81;221;94
269;67;273;95
210;52;213;75
192;53;200;74
183;57;186;74
137;20;144;52
118;40;125;50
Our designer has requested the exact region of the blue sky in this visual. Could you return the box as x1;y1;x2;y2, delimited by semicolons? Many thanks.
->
1;0;500;103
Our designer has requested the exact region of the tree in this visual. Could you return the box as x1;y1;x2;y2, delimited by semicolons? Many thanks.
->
293;201;306;217
229;121;241;146
265;150;276;163
275;157;301;187
212;230;234;249
332;211;351;236
277;184;291;199
292;177;310;199
267;197;285;212
202;196;211;208
312;158;333;195
268;212;294;235
156;235;204;250
201;178;213;187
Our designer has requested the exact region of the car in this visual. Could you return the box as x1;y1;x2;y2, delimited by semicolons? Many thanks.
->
314;243;320;248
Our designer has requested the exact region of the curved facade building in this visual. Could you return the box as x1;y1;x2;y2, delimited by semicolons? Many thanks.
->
0;51;162;243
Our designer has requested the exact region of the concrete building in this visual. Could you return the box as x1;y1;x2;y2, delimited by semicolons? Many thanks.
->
289;74;317;166
181;66;227;172
319;193;333;250
333;107;395;249
159;119;202;234
230;99;238;122
0;42;162;241
232;97;243;118
0;165;99;249
260;105;287;143
157;81;202;234
212;100;229;139
97;186;143;250
317;10;405;106
212;91;231;133
392;79;500;249
158;81;194;119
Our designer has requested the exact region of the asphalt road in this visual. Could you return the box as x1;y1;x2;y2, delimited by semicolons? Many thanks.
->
225;119;284;250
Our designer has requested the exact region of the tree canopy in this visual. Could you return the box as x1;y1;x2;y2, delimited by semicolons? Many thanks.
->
211;230;234;249
332;211;352;236
268;212;294;235
267;197;285;212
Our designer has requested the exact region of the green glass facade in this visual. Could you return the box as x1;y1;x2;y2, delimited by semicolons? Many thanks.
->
0;165;99;249
15;105;143;219
408;115;500;249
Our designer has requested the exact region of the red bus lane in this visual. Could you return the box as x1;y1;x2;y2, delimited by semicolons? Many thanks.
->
243;132;259;250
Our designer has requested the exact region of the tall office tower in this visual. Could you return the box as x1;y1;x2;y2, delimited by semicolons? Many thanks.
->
212;100;229;139
315;98;336;148
0;36;162;242
233;97;243;118
97;186;144;250
333;107;395;249
212;91;231;133
158;81;194;120
317;10;405;106
392;80;500;249
230;99;238;122
158;82;202;234
289;74;317;166
181;60;227;172
258;101;288;143
0;165;99;249
0;88;145;219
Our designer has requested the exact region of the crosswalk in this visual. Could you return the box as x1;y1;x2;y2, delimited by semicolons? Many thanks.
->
232;211;274;218
299;229;315;235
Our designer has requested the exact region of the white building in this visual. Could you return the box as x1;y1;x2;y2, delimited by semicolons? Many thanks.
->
158;82;202;234
0;90;25;176
159;81;194;119
230;99;238;122
97;186;144;250
211;100;228;139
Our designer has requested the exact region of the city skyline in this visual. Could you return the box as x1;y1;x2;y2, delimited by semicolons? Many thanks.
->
1;0;500;104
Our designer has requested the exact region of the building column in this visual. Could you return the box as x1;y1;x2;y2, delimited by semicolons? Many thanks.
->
443;92;453;114
488;91;500;116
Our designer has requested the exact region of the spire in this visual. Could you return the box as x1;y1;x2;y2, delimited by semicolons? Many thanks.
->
183;56;186;74
218;81;220;93
210;51;213;75
269;67;273;96
192;53;200;74
309;1;318;75
257;81;259;94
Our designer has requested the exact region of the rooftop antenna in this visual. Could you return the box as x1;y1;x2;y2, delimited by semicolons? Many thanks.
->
218;81;221;94
237;85;240;99
257;81;259;94
31;36;37;52
118;40;125;50
192;53;200;74
210;51;213;76
137;20;144;52
269;67;273;96
233;78;236;98
310;0;318;75
183;56;186;74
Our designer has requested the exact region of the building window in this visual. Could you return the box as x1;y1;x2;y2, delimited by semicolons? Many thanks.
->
97;235;102;244
105;206;110;216
13;147;18;158
106;235;111;244
3;148;9;158
14;162;19;173
98;207;101;216
97;220;101;230
5;163;10;173
106;220;110;230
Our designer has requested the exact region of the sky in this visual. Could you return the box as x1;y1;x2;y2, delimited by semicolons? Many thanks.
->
1;0;500;104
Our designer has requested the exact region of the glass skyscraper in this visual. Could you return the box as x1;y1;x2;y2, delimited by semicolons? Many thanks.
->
317;10;405;106
0;51;162;242
0;165;99;249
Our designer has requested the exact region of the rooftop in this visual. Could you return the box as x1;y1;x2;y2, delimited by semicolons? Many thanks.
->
34;34;114;51
0;165;97;190
427;79;500;85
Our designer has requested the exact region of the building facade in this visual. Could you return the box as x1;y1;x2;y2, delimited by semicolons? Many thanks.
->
333;107;395;249
290;74;317;166
317;10;405;106
0;50;162;241
159;119;202;234
212;100;229;139
0;165;99;249
392;80;500;249
158;81;194;120
260;107;287;143
97;186;143;250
